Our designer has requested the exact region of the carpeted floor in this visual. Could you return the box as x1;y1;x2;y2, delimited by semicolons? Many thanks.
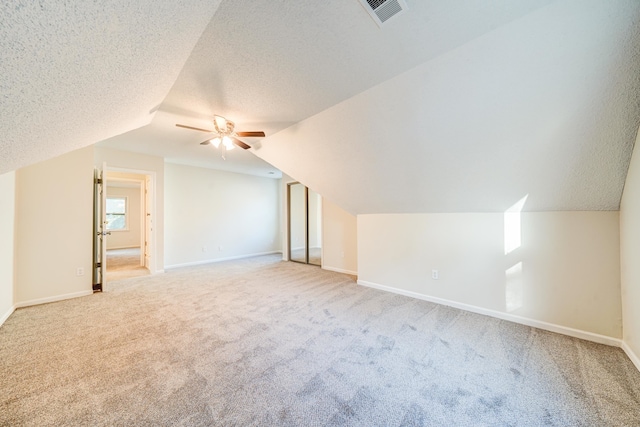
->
106;247;149;281
1;254;639;426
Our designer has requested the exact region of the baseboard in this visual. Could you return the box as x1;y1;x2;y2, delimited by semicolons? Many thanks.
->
165;251;281;270
0;305;16;327
323;266;358;276
621;341;640;372
357;279;622;348
15;290;93;309
107;245;140;250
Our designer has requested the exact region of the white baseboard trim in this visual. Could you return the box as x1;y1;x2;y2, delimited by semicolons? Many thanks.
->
15;290;94;309
621;341;640;372
165;251;281;270
323;266;358;276
0;305;16;327
357;279;622;348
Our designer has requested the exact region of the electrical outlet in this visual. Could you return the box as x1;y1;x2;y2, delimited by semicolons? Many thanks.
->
432;269;439;280
76;267;84;276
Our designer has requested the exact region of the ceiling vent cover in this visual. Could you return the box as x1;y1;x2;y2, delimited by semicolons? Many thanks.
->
358;0;408;27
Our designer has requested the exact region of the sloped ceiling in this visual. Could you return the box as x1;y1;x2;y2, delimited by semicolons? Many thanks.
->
253;0;640;213
0;0;221;173
3;0;640;214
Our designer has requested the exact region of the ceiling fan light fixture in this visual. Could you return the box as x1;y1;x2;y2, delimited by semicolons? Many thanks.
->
222;136;234;150
177;115;264;160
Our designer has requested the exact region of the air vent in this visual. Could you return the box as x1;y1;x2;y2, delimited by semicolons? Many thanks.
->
358;0;408;27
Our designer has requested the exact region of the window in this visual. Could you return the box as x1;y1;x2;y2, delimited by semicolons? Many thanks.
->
106;197;127;231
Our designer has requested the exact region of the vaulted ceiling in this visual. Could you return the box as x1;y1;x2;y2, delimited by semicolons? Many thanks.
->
2;0;640;213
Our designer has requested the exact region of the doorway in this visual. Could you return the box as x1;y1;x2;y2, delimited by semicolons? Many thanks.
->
104;172;149;281
93;165;157;291
288;182;322;266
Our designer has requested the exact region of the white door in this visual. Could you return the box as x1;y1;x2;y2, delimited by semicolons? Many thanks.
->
93;163;111;291
93;162;110;291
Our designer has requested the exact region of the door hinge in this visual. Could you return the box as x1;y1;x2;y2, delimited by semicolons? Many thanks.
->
95;178;102;184
95;262;102;268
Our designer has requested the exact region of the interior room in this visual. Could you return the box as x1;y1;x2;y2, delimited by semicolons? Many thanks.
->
1;0;640;425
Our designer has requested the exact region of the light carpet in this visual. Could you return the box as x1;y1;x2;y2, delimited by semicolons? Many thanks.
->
1;254;639;426
106;247;149;281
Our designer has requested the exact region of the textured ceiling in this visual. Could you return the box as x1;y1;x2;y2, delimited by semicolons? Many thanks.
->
0;0;221;174
4;0;640;213
160;0;556;124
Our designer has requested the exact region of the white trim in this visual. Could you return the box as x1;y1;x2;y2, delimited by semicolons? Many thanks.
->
0;305;16;327
15;290;93;309
621;341;640;372
357;279;622;348
165;251;281;270
323;266;358;276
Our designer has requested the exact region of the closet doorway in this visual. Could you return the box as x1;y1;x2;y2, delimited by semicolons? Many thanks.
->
288;182;322;266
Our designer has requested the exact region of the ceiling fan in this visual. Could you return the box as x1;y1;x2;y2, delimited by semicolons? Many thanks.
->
175;115;266;160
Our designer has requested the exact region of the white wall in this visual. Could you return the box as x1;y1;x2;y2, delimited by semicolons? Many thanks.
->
94;147;164;271
620;130;640;366
106;185;141;250
164;163;280;267
16;147;94;305
358;212;621;340
0;171;16;325
322;198;357;275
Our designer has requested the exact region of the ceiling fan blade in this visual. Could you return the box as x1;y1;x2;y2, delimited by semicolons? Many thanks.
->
232;137;251;150
176;124;214;133
236;131;265;137
199;139;212;145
